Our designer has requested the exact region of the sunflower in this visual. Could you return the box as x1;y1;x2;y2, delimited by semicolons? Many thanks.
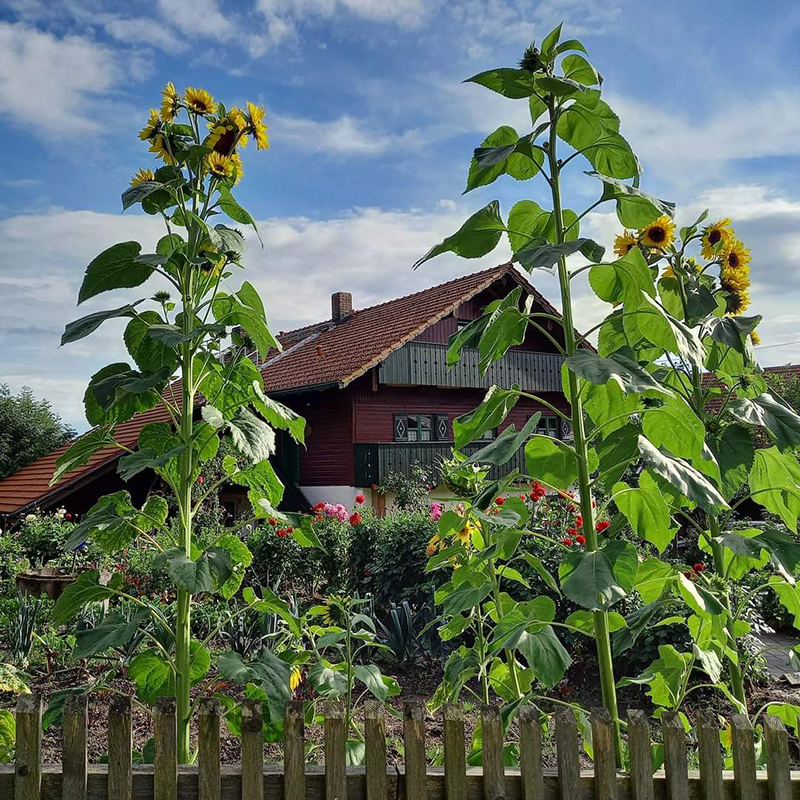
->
722;238;751;274
207;107;248;155
138;109;161;141
750;330;761;346
130;168;154;187
148;135;177;165
184;86;216;115
613;230;638;257
198;241;226;277
229;152;244;185
701;218;734;260
206;152;234;180
246;101;269;150
160;82;180;122
456;521;479;547
638;215;676;250
723;284;750;316
289;667;302;692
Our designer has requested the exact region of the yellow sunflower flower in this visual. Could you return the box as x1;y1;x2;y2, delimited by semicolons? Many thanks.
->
130;168;154;187
207;107;248;155
723;285;750;316
638;215;675;250
184;86;216;115
148;135;177;165
160;82;180;122
206;152;234;180
722;238;751;274
613;230;638;257
229;152;244;185
701;218;734;260
246;101;269;150
138;109;161;141
750;330;761;346
290;667;302;691
456;521;479;547
426;533;442;557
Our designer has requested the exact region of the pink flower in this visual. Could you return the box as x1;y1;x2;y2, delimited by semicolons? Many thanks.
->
429;501;442;521
324;503;348;522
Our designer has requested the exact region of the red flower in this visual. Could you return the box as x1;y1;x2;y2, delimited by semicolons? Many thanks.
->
596;520;610;532
312;502;326;513
355;493;366;505
277;528;287;538
197;475;204;484
370;483;378;490
519;494;527;502
574;515;583;527
561;538;573;547
567;527;578;536
683;571;694;581
693;562;706;573
65;513;72;521
350;512;363;526
567;503;576;514
575;534;586;546
287;526;294;534
495;496;505;506
268;517;277;526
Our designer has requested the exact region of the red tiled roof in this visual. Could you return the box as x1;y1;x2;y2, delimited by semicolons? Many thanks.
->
703;364;800;413
0;264;559;515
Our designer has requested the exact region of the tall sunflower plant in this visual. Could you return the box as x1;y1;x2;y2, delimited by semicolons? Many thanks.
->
415;25;800;765
51;84;316;763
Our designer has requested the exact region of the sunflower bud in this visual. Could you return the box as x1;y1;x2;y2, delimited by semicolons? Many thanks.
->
519;43;543;73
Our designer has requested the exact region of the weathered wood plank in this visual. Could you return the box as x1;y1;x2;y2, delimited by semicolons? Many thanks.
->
764;715;791;800
442;704;467;800
626;710;653;800
518;705;543;800
731;714;758;800
108;695;132;800
662;711;689;800
363;701;386;800
63;693;88;800
403;701;427;800
15;693;41;800
197;698;220;800
696;711;723;800
555;707;580;800
481;705;504;800
153;697;177;800
590;708;616;800
284;701;305;800
324;700;346;800
241;699;264;800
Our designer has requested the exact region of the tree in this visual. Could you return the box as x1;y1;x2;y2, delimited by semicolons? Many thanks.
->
0;385;75;479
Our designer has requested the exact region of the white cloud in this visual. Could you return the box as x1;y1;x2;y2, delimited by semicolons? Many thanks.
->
156;0;237;40
0;22;122;135
256;0;437;30
101;16;187;52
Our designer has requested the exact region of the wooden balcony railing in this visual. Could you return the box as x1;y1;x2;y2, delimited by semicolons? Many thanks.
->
378;341;564;393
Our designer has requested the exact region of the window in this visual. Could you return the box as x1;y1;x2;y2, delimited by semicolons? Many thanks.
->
479;427;497;440
456;319;472;332
534;414;560;439
394;414;449;442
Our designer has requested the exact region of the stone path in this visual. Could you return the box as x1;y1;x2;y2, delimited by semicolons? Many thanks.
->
756;632;800;679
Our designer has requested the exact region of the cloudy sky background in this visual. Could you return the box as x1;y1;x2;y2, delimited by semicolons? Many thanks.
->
2;0;800;430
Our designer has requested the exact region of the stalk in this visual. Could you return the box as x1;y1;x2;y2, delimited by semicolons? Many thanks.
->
545;100;623;762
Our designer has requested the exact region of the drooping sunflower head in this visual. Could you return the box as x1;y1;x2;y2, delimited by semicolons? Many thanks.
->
184;86;217;115
663;256;701;279
198;240;226;277
638;215;676;250
701;218;734;260
613;230;638;257
426;532;443;557
160;82;180;122
148;134;177;165
130;168;154;187
723;283;750;316
207;107;248;155
229;152;244;185
519;42;543;73
246;101;270;150
206;151;234;180
750;330;761;346
138;109;161;141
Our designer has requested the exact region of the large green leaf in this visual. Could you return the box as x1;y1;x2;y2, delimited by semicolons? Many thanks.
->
124;311;179;374
466;126;544;192
461;414;541;467
589;248;654;306
453;384;520;449
129;650;172;704
676;573;725;618
716;528;800;583
634;293;706;369
353;664;400;702
524;436;577;491
707;425;754;501
83;363;163;426
618;645;692;708
252;384;306;444
117;447;186;481
516;626;572;688
515;237;604;273
770;577;800;628
559;544;634;611
729;393;800;452
702;315;761;356
567;350;671;396
227;408;276;462
155;547;233;594
73;608;150;659
613;481;675;553
213;282;279;360
561;54;601;86
595;424;641;489
78;242;149;304
215;536;253;600
53;570;121;625
585;172;674;228
217;186;262;243
308;660;349;698
613;601;664;655
749;447;800;529
476;288;529;372
465;68;537;98
642;396;705;461
61;301;145;346
582;376;639;435
226;458;285;518
634;557;676;603
637;436;727;513
436;581;493;616
51;427;112;486
243;586;301;637
414;202;505;269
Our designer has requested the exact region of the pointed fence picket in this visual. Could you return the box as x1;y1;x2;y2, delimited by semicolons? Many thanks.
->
1;694;798;799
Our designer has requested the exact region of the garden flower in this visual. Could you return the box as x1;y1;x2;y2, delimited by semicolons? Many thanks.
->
276;528;286;538
613;230;638;257
148;134;177;165
160;82;179;122
638;215;675;250
139;109;161;141
184;87;216;115
429;501;442;521
207;107;248;155
355;493;366;504
561;538;573;546
426;533;442;556
574;515;582;527
349;512;362;526
456;521;478;546
750;330;761;346
312;502;325;514
575;534;586;545
197;475;204;484
130;168;154;186
596;520;610;532
495;496;505;505
701;218;734;260
24;514;36;522
324;503;348;522
206;152;236;181
246;102;270;149
724;286;750;316
693;562;706;573
290;667;302;691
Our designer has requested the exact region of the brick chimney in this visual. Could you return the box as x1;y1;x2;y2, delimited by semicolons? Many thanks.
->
331;291;353;323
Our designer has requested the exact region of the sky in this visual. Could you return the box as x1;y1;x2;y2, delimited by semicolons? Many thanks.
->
2;0;800;430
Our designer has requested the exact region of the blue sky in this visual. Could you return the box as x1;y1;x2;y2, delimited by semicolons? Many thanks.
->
2;0;800;429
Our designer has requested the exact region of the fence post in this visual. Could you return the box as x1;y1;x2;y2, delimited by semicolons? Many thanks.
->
403;700;427;800
154;697;177;800
696;711;723;800
482;705;505;800
364;701;387;800
518;705;543;800
764;715;791;800
591;708;617;800
198;698;220;800
324;700;346;800
241;699;264;800
15;693;41;800
63;693;88;800
108;695;132;800
626;710;653;800
443;704;467;800
730;714;757;800
555;708;580;800
661;711;688;800
284;700;306;800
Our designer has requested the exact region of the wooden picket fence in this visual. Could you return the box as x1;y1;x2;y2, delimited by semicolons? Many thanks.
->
3;693;799;800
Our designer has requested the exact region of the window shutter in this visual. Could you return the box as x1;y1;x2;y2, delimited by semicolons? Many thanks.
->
393;414;408;441
435;414;449;441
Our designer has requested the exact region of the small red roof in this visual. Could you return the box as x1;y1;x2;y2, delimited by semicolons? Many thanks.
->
0;264;560;515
